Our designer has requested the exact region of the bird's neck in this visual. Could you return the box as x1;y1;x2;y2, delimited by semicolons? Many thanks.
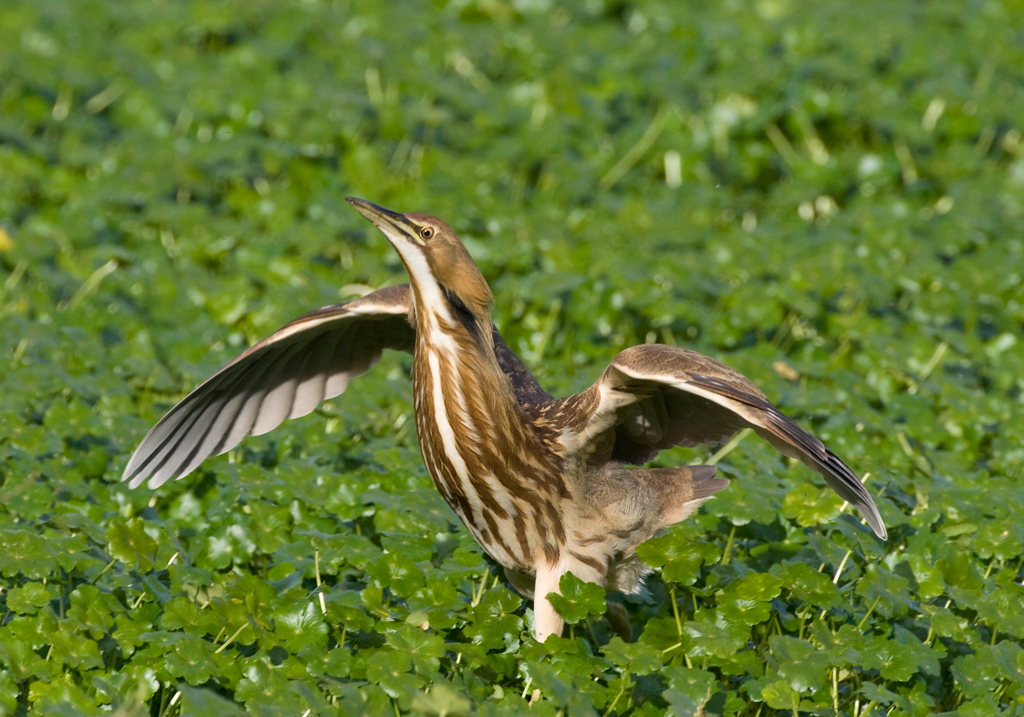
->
410;288;515;413
408;286;568;571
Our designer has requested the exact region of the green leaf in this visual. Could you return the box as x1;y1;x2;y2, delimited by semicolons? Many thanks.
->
0;633;58;681
663;665;717;704
716;572;783;625
759;679;802;710
0;669;18;716
937;549;984;592
706;478;783;527
546;572;606;625
410;683;473;717
5;582;52;614
248;501;293;554
365;551;425;598
971;522;1023;561
105;518;157;572
324;647;353;678
205;520;257;570
0;530;58;578
858;681;905;708
177;685;247;717
160;596;222;636
951;652;1003;701
112;604;158;657
957;696;1005;717
66;584;117;639
234;657;296;709
27;673;97;714
324;586;376;633
366;649;423;706
858;627;941;683
464;588;523;650
636;534;720;585
682;610;750;660
664;688;700;717
603;637;662;675
771;560;842;609
974;585;1024;639
48;629;104;670
855;564;911;620
272;601;329;652
518;660;597;715
769;636;829;692
782;483;844;528
163;635;215;685
385;624;445;675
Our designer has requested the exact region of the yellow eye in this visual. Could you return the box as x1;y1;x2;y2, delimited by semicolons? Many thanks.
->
420;226;434;240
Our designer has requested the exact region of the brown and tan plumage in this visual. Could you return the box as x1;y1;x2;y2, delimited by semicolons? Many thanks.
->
124;198;886;642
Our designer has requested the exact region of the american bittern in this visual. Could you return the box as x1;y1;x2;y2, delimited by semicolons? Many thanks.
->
124;198;887;641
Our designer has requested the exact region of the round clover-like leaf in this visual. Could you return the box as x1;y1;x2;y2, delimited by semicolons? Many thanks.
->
546;572;606;625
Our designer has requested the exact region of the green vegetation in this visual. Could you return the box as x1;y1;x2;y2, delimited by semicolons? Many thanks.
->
2;0;1023;714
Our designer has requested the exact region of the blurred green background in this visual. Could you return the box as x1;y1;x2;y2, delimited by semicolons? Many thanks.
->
1;0;1023;715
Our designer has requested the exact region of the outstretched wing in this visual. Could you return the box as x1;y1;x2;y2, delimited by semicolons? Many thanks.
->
122;284;415;489
552;343;886;539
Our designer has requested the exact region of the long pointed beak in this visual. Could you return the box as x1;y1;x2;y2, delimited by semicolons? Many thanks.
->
346;197;422;247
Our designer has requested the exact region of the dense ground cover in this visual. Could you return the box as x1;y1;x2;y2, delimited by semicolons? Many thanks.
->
2;0;1023;714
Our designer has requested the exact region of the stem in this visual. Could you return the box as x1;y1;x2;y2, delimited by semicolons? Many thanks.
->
832;667;839;712
919;341;948;379
670;589;683;636
90;559;117;585
833;549;853;584
603;676;631;717
600;105;675;189
708;429;752;465
856;596;881;631
156;688;174;717
721;525;737;566
214;623;248;654
471;567;489;607
315;550;326;614
983;557;998;579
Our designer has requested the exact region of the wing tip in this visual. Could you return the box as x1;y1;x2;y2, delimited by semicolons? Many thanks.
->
121;450;182;490
858;501;888;540
821;449;888;540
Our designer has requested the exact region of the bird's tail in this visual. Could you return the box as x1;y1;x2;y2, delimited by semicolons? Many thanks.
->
645;465;730;528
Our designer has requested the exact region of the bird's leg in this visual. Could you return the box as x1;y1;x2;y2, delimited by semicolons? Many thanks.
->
533;563;567;642
604;601;632;642
533;555;606;642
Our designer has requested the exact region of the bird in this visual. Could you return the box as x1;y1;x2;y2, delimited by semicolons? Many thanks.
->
123;197;887;642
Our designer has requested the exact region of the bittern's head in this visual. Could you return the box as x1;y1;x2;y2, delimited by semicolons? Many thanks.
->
346;197;493;316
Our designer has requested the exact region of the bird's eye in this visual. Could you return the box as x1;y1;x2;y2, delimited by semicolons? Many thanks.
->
420;226;434;240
